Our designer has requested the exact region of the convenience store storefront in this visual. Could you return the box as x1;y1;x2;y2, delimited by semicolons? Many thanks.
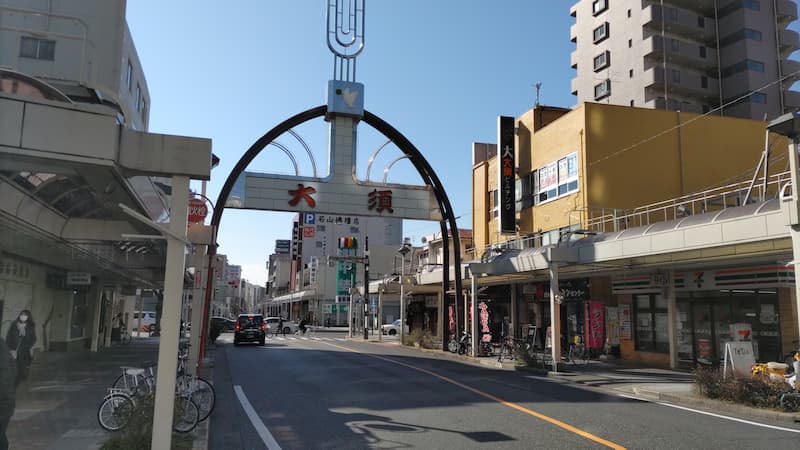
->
613;266;793;366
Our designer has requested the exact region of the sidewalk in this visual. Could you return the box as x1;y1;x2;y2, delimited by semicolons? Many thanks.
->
6;338;212;450
361;337;800;426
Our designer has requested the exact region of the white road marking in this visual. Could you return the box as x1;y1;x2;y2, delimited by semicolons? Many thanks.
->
617;393;800;433
234;385;283;450
656;402;800;433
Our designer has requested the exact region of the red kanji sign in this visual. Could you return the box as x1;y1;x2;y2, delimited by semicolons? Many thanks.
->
303;226;315;238
367;189;393;213
188;198;208;224
288;184;316;208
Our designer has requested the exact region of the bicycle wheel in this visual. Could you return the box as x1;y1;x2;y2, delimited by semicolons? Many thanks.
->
448;339;458;353
97;393;134;432
173;397;199;433
190;377;215;422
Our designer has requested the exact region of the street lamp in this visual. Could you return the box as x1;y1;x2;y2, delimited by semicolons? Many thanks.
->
398;240;412;343
767;112;800;348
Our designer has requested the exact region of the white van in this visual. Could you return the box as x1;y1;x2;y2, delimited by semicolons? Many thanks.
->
132;311;156;332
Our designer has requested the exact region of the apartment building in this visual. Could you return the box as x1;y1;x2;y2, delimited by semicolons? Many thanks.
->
570;0;800;120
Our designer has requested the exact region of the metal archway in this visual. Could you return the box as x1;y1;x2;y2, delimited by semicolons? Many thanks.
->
199;105;463;364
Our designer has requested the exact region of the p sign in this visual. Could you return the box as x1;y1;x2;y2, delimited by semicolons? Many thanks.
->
188;198;208;224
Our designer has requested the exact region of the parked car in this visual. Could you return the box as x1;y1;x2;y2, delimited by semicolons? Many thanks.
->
211;316;236;332
234;314;266;346
264;317;298;335
381;319;408;336
132;311;156;332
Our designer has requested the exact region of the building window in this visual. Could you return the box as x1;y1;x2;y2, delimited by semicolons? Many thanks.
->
744;0;760;11
634;294;669;353
627;9;631;17
746;59;765;72
126;60;133;91
699;46;706;58
697;16;705;28
19;36;55;61
744;28;762;41
593;51;611;71
592;0;608;16
701;75;708;88
535;152;579;203
669;38;680;51
750;92;767;103
629;69;633;78
630;100;634;106
140;98;147;119
593;22;610;43
628;38;632;48
488;190;499;218
594;79;611;100
721;59;765;77
135;84;141;111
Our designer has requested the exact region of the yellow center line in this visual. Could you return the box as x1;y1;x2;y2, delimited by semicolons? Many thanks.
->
320;340;626;450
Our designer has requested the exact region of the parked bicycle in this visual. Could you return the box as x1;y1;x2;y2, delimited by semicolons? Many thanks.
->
109;344;215;422
566;337;589;365
98;366;199;433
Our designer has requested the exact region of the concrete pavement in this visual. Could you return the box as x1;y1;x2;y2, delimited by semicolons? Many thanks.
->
6;337;213;450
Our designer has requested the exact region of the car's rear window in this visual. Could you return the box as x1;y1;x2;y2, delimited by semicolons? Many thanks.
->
238;316;263;327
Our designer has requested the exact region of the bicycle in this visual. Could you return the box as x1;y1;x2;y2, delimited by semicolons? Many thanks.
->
118;329;131;346
99;367;199;433
567;342;589;365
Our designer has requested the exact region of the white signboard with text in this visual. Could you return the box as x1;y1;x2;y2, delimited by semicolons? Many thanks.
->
723;341;756;377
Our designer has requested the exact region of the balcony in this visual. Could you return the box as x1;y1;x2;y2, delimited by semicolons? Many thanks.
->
642;4;716;44
782;59;800;82
571;77;579;97
642;67;719;100
570;51;578;70
643;35;717;70
776;0;798;24
779;29;800;56
785;90;800;109
570;23;577;43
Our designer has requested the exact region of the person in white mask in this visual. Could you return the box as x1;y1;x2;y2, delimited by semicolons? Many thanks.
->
5;310;36;387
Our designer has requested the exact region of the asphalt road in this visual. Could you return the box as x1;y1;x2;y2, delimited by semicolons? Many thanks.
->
210;332;800;449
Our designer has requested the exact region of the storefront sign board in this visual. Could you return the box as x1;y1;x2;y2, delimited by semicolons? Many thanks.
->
606;306;619;345
723;341;756;377
585;301;604;349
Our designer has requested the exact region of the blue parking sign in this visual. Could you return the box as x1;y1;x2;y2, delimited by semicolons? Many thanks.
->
304;213;315;224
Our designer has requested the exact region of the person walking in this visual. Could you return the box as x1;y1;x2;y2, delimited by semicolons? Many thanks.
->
275;317;285;337
6;310;36;387
299;317;308;335
0;336;16;450
111;313;122;343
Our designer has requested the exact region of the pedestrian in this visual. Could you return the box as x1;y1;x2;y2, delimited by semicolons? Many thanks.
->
111;313;122;343
275;317;285;337
299;317;308;335
0;336;15;450
6;310;36;387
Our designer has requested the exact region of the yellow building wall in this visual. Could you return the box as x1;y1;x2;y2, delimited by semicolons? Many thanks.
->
584;102;779;210
472;162;490;252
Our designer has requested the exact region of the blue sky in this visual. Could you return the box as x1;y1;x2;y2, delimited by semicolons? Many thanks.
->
125;1;576;285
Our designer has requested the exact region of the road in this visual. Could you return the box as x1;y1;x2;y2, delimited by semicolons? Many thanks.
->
210;331;800;449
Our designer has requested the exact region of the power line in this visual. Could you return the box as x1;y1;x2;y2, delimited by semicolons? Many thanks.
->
587;67;800;168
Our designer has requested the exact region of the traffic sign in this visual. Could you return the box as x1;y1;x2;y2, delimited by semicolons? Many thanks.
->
188;198;208;224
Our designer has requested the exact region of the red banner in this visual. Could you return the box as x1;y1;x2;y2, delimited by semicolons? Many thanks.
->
585;301;604;349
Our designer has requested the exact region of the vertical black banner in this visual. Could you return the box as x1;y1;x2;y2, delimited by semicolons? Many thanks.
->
498;116;516;234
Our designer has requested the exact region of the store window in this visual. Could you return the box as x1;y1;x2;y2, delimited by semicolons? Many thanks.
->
634;294;669;352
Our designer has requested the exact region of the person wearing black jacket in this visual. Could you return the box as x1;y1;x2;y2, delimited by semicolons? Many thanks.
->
6;309;36;387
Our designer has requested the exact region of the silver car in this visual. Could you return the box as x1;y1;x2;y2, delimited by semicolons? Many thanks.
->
264;317;299;335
